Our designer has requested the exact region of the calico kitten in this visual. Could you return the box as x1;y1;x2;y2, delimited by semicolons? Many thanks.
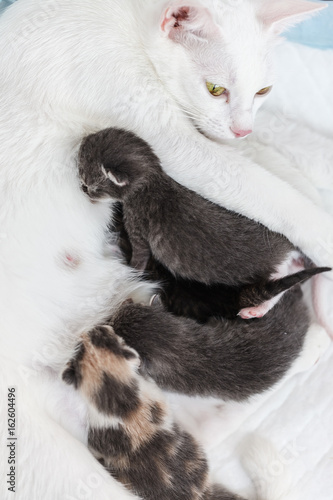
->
63;325;245;500
79;128;330;320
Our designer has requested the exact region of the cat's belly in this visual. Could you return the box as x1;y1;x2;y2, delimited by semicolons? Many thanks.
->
0;192;149;369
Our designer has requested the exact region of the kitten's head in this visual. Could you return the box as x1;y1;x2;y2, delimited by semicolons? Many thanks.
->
151;0;325;141
78;128;162;201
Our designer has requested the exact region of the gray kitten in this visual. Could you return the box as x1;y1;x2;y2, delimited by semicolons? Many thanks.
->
78;128;329;320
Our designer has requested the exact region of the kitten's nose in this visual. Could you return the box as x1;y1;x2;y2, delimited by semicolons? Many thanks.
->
231;128;252;138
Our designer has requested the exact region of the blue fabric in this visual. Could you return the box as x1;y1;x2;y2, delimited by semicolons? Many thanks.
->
1;0;333;50
0;0;16;16
286;0;333;50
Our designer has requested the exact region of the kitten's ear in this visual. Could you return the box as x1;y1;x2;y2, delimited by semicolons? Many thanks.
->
160;2;218;41
259;0;327;34
102;165;129;187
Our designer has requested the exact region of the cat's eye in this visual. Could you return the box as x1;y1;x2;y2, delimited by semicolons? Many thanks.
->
206;82;227;97
256;86;272;96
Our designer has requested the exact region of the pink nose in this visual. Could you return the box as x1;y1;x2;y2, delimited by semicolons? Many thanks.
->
231;128;252;138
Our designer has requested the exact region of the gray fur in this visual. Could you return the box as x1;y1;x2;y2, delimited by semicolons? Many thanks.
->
78;128;330;319
110;291;309;400
78;128;292;286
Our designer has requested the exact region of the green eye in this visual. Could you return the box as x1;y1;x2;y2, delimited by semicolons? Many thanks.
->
256;86;272;96
206;81;227;97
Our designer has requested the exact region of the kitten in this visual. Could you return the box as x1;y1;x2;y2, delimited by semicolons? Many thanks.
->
89;285;309;403
79;128;330;320
63;325;246;500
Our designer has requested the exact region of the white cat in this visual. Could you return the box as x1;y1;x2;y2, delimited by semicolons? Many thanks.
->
0;0;331;499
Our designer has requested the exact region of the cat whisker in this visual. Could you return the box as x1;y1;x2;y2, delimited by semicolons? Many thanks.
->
179;106;203;122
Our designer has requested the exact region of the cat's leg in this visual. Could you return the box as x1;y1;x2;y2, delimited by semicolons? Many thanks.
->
110;202;133;264
118;211;151;270
129;236;151;271
62;325;246;500
110;290;309;400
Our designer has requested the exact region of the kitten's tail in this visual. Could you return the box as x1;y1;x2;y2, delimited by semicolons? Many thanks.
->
241;434;299;500
239;267;331;308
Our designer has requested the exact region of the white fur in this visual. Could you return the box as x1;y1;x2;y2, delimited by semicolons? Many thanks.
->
0;0;330;498
241;435;299;500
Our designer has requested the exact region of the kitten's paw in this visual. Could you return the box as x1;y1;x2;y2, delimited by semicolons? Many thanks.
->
239;291;285;320
238;300;276;320
238;307;265;320
149;293;163;307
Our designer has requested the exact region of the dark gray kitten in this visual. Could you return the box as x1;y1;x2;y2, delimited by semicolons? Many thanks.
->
78;128;329;320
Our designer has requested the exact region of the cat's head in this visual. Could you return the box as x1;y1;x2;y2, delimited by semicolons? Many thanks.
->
150;0;325;141
78;128;162;201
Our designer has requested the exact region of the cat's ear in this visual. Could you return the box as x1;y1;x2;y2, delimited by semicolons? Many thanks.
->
160;2;218;41
259;0;327;34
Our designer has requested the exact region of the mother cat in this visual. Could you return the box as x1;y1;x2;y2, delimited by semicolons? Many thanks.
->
0;1;331;499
